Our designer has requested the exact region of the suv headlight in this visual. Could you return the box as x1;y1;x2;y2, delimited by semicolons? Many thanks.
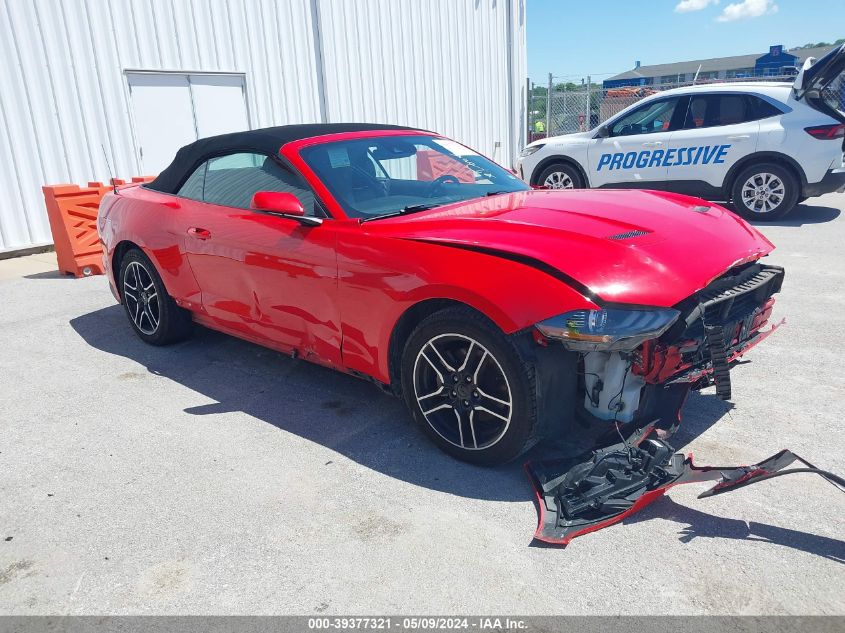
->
535;308;680;352
520;144;545;158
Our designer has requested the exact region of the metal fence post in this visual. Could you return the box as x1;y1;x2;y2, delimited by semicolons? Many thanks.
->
546;73;552;137
525;77;531;146
562;82;567;135
585;75;591;131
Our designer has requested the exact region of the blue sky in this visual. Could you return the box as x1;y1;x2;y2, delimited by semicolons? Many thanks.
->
527;0;842;84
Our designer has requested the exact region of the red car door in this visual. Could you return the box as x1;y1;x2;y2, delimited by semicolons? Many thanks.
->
180;153;343;367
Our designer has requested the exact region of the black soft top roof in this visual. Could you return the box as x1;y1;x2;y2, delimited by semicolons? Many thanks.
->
146;123;419;194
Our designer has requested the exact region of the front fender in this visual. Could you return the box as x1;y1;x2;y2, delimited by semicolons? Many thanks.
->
527;149;590;187
336;231;598;383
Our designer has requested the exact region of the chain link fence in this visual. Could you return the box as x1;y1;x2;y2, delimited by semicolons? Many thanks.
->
527;74;810;143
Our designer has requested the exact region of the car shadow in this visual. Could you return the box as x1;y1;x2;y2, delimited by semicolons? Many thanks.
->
622;496;845;564
70;305;737;503
748;202;841;227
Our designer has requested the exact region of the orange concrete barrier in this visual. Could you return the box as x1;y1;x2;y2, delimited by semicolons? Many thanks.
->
416;150;475;183
42;177;153;277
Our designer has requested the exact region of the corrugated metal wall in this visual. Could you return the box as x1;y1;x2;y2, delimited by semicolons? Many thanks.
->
0;0;525;252
317;0;526;166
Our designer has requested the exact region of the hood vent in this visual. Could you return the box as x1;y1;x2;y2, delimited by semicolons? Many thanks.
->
607;229;651;241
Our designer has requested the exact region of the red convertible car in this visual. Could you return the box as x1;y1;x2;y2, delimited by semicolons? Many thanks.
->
98;124;783;465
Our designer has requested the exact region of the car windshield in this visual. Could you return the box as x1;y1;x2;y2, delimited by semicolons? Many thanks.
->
299;135;529;219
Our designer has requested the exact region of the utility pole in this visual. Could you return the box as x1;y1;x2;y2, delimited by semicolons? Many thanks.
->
546;73;552;137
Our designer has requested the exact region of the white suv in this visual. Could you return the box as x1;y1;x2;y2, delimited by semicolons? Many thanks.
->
517;44;845;220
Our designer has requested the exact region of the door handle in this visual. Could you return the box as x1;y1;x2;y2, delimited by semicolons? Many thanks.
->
726;135;750;141
187;227;211;240
641;141;663;147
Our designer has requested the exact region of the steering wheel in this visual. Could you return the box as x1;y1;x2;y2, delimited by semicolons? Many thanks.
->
427;174;461;197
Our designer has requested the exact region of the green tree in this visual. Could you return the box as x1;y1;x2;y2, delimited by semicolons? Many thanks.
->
795;38;844;49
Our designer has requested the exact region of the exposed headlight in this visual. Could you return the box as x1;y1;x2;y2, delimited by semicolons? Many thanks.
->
535;308;680;352
520;144;545;158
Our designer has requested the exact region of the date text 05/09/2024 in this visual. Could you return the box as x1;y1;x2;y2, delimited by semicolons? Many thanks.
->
307;617;528;630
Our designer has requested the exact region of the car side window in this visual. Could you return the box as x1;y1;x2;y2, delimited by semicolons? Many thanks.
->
683;94;782;130
202;152;318;215
715;95;747;125
177;163;206;201
684;96;709;129
609;98;679;137
747;95;784;120
684;95;747;129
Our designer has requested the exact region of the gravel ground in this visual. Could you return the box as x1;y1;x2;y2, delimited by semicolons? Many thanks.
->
1;194;843;615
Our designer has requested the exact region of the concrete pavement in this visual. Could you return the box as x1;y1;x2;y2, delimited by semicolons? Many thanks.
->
1;195;843;615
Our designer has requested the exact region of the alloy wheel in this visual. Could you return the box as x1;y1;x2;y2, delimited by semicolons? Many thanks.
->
741;172;785;214
412;333;513;450
123;261;160;335
543;171;574;189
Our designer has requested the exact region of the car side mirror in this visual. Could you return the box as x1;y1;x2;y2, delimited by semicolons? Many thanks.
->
251;191;305;215
596;126;610;138
250;191;322;226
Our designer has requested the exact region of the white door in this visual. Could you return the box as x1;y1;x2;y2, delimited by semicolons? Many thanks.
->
588;96;682;187
189;75;250;139
128;73;249;174
127;73;196;174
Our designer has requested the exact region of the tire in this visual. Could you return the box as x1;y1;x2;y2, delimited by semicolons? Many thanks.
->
400;307;538;466
118;248;193;345
730;162;798;221
536;162;584;190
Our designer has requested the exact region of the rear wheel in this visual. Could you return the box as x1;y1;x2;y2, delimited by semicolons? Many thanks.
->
537;162;584;190
119;249;192;345
400;307;538;466
731;162;798;221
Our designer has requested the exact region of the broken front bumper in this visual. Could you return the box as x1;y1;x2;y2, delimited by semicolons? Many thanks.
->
526;425;844;546
635;263;785;400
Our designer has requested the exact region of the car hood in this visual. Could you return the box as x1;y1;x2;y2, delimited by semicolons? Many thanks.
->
545;130;595;144
526;130;593;149
364;189;775;307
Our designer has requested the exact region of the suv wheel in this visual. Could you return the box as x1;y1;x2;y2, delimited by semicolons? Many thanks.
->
731;162;798;221
537;162;583;190
400;307;538;466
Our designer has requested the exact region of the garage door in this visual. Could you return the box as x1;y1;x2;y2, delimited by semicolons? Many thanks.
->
127;73;250;174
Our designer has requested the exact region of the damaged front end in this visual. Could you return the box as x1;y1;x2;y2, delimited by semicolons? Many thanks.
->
534;262;785;444
638;262;785;402
521;261;810;546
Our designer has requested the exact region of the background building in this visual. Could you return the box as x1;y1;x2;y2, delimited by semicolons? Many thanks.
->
0;0;526;254
603;44;837;89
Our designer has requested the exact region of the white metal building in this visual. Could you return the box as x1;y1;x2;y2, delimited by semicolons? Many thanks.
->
0;0;527;253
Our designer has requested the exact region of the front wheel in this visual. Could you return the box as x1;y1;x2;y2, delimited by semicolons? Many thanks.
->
537;162;584;190
730;163;798;221
400;307;538;466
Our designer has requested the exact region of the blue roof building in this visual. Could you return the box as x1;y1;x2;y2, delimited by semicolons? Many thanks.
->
603;44;835;89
